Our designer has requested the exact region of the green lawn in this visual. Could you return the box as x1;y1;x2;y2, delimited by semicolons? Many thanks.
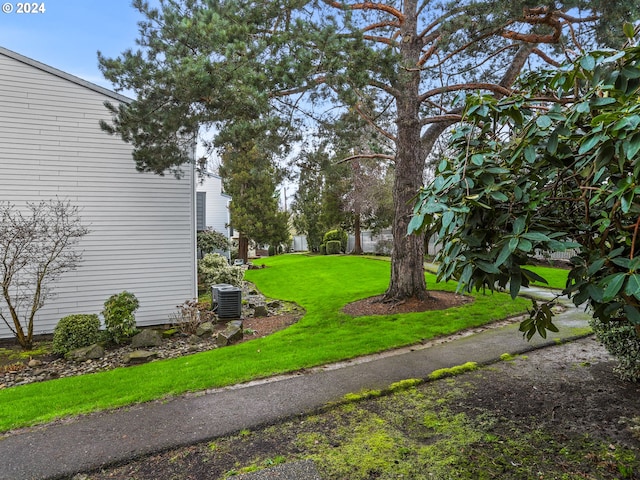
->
0;255;530;432
526;265;570;290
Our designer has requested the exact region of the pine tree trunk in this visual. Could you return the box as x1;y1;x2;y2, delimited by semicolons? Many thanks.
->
352;213;363;255
384;0;427;301
384;147;427;300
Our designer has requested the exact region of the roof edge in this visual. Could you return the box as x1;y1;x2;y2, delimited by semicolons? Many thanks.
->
0;46;133;104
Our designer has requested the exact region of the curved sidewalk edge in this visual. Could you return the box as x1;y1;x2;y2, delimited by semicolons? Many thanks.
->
0;289;592;480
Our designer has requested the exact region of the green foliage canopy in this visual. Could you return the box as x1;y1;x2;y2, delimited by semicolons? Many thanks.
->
197;228;230;254
411;42;640;340
99;0;638;300
219;142;290;250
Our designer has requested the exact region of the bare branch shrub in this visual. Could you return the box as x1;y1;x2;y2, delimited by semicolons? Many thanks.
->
169;299;216;335
0;200;89;349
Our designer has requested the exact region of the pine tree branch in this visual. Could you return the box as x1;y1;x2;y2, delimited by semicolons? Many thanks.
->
321;0;404;22
335;153;395;164
418;43;534;159
353;103;397;143
363;20;401;32
532;47;561;67
418;83;513;104
363;35;397;46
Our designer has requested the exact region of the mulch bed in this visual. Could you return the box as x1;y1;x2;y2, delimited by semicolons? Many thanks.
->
342;291;473;316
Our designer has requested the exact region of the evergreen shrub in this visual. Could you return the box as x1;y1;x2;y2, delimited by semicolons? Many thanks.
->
103;291;140;343
319;244;326;255
326;240;342;255
323;229;347;252
52;314;101;354
591;317;640;382
199;253;244;287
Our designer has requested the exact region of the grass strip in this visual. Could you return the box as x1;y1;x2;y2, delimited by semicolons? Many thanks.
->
0;255;529;432
525;265;570;290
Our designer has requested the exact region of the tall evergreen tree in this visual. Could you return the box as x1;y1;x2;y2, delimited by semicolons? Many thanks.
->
218;142;289;261
291;150;329;252
99;0;637;301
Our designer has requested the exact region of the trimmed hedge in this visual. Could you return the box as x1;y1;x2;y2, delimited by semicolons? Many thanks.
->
52;314;101;355
326;240;342;255
319;244;326;255
323;229;347;252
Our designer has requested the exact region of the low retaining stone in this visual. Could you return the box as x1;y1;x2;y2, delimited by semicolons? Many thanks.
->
123;350;159;364
216;320;244;347
131;329;163;348
66;344;105;362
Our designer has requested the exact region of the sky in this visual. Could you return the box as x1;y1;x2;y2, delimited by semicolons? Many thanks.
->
0;0;148;90
0;0;294;201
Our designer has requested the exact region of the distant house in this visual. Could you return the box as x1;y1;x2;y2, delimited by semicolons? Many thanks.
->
195;173;232;258
0;46;197;338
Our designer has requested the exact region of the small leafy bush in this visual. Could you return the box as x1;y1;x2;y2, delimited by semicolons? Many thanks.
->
198;253;244;287
591;317;640;382
102;291;139;343
326;240;342;255
323;229;347;252
52;314;101;354
197;228;229;255
319;244;326;255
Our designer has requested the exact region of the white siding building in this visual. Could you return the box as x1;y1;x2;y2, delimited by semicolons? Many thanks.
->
196;173;232;259
0;47;197;338
196;174;231;236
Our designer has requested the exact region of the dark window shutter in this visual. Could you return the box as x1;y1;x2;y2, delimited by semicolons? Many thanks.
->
196;192;206;231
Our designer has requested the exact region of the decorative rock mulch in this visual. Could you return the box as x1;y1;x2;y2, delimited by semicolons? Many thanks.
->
0;281;301;390
0;333;221;389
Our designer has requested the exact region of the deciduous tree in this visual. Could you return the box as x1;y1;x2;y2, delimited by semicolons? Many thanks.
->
0;200;89;349
291;149;330;252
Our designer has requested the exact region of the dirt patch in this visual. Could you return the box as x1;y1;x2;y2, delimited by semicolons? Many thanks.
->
240;314;299;341
342;290;473;316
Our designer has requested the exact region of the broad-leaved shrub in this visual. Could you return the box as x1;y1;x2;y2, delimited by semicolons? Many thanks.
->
326;240;342;255
52;314;101;354
198;253;244;287
103;291;139;343
323;229;347;252
591;317;640;382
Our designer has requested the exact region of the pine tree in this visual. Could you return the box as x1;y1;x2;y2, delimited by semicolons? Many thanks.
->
218;142;289;261
99;0;637;301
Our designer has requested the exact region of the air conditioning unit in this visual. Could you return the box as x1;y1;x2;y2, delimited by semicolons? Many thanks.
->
216;286;242;319
211;283;233;304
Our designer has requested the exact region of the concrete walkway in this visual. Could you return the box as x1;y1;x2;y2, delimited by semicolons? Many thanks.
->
0;288;591;480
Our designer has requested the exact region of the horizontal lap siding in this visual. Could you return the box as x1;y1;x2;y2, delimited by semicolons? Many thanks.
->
196;176;230;236
0;52;196;338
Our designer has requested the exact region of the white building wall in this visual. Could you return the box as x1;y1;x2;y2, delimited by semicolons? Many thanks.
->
0;48;197;338
196;174;231;236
